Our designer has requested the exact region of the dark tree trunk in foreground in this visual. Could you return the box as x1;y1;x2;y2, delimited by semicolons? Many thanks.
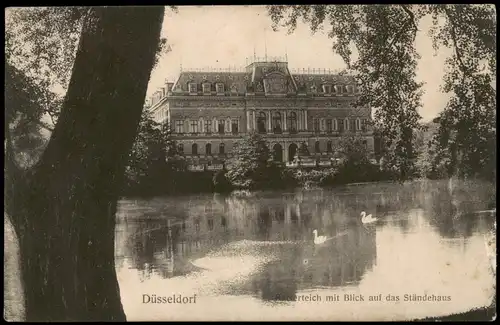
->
5;7;164;321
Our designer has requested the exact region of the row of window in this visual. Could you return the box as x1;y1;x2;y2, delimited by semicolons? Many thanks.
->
186;82;359;94
188;82;229;94
175;119;240;134
312;84;358;95
312;118;368;133
255;111;298;134
173;116;369;134
178;143;225;155
254;112;368;134
178;139;368;156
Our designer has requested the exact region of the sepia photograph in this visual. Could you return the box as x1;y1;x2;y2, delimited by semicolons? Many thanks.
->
4;5;496;322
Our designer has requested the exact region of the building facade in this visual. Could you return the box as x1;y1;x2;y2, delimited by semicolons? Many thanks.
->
148;58;375;170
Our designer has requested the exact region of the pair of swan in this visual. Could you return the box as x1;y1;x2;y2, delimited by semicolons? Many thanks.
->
313;211;378;245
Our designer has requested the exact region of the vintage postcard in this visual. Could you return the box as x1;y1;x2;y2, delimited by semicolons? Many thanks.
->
4;5;496;322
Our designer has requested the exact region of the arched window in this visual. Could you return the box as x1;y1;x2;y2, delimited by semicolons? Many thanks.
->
327;141;333;153
315;141;321;154
361;119;368;132
202;82;211;93
338;119;344;133
288;112;297;133
326;119;333;133
349;119;356;132
177;143;184;154
205;143;212;155
257;111;267;134
218;119;225;134
273;112;282;134
272;143;283;162
192;143;198;155
313;118;320;134
219;143;225;155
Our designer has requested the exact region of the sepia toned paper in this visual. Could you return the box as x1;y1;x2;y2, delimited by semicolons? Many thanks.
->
4;5;496;322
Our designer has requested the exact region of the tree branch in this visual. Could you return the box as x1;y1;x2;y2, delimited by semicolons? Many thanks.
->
443;6;469;77
372;5;419;80
400;5;419;31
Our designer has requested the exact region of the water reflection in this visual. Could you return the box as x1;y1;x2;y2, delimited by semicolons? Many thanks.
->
249;224;377;303
115;179;496;320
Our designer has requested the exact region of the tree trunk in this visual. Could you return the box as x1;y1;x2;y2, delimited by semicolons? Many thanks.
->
6;7;164;321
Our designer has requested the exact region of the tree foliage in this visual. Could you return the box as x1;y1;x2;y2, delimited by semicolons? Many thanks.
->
225;132;287;190
125;109;187;195
266;4;496;181
333;133;386;184
5;63;50;168
5;7;175;134
333;133;370;165
426;6;496;181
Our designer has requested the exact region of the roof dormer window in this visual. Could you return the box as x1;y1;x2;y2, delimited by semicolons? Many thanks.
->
322;84;332;94
202;82;211;94
311;85;317;93
189;82;197;94
347;85;354;94
230;84;238;94
216;83;225;95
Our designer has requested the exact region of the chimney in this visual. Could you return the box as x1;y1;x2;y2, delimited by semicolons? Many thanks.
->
167;82;174;92
161;87;166;97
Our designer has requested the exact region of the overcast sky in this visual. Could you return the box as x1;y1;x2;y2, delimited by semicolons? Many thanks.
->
148;5;453;122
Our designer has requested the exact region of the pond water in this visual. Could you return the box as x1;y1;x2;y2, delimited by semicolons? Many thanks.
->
115;180;496;321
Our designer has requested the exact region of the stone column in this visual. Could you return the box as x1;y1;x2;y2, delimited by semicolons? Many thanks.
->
304;110;307;131
268;110;272;133
250;110;257;131
284;142;289;163
298;111;302;131
246;110;251;132
283;110;287;132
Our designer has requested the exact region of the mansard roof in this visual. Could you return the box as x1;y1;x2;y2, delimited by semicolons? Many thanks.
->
173;71;249;94
169;61;357;96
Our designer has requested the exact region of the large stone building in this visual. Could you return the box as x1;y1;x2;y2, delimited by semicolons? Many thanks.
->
148;58;374;170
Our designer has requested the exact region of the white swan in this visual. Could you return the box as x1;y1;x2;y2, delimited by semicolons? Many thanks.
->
361;211;378;224
313;229;328;245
